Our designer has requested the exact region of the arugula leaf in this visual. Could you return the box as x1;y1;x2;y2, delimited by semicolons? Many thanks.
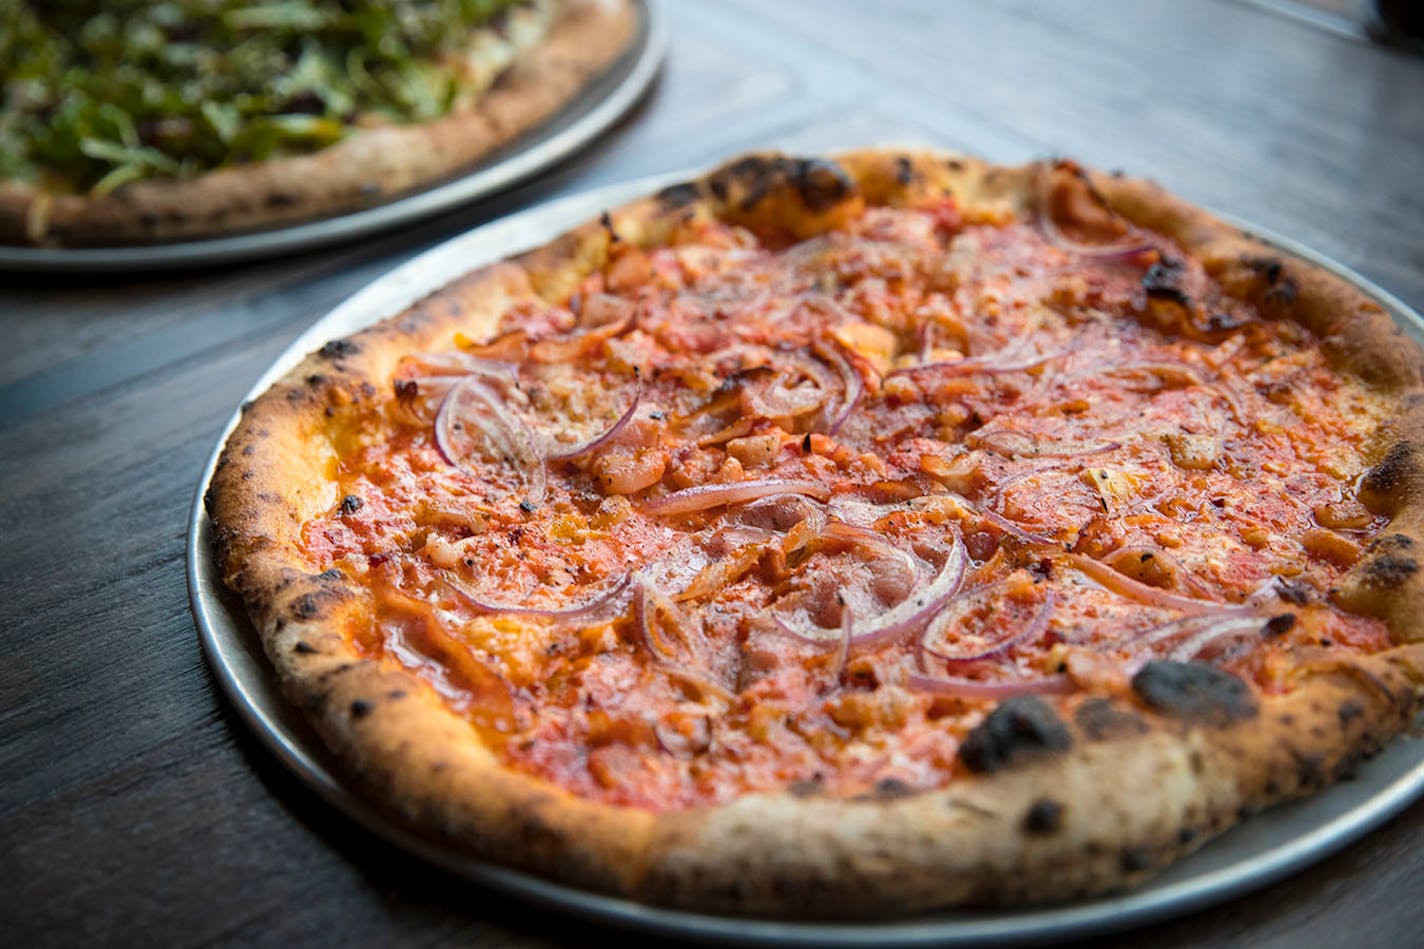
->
1;0;527;193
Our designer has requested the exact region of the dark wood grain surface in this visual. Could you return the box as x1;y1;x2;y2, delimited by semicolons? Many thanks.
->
4;1;1422;945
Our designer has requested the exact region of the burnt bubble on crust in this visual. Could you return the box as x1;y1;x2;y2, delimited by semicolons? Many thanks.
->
1142;257;1191;307
1359;533;1419;590
320;338;361;359
1022;798;1064;834
794;158;856;212
1132;661;1259;725
655;182;702;210
708;155;855;215
1358;443;1418;511
959;696;1073;774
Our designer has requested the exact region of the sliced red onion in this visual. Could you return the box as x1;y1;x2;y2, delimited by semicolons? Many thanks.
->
632;574;684;662
434;375;547;504
922;589;1057;663
906;671;1075;699
631;576;735;701
736;346;845;424
444;571;633;621
979;508;1058;546
886;344;1070;380
642;478;832;517
772;603;854;688
1068;554;1250;616
1166;614;1270;663
545;381;642;462
403;351;518;383
1033;162;1156;261
813;339;865;434
736;493;828;533
816;521;920;587
846;529;967;651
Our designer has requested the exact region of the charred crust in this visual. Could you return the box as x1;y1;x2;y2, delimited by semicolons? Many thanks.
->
959;696;1072;774
320;338;361;359
292;641;319;655
293;593;322;619
1205;310;1245;333
305;373;326;388
1264;278;1299;307
317;568;342;581
1132;661;1258;725
894;155;914;186
871;777;914;800
339;494;364;515
1263;613;1297;636
1291;748;1327;788
794;159;855;213
598;210;620;242
1074;697;1148;740
350;699;374;719
1247;256;1283;285
708;155;856;216
1338;699;1365;726
1359;535;1420;589
1363;555;1419;588
1359;443;1415;507
266;192;297;208
655;182;702;210
1142;257;1191;307
1119;846;1152;873
786;779;822;798
1366;533;1414;553
1022;798;1063;834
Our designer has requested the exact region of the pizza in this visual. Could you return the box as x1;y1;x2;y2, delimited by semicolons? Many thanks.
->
0;0;634;247
206;149;1424;916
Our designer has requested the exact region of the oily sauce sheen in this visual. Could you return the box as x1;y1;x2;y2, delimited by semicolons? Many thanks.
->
301;199;1393;809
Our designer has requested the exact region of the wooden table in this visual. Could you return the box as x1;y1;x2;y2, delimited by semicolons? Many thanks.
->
4;1;1422;945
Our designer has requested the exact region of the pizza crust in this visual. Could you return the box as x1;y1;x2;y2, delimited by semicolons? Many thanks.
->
0;0;635;247
206;148;1424;915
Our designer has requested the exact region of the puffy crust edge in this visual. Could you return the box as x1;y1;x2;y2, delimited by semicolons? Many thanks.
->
206;148;1424;915
0;0;635;247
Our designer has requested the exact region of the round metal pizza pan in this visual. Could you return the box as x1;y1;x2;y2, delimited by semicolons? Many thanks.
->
0;0;666;275
189;171;1424;946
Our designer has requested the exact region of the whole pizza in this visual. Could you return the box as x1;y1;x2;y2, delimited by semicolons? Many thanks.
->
206;149;1424;915
0;0;634;246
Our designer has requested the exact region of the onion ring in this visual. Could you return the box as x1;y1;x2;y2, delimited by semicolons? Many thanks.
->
444;571;633;622
545;381;642;462
1067;554;1250;616
813;339;865;434
434;375;547;504
642;479;832;517
846;529;967;651
886;344;1070;380
922;589;1057;663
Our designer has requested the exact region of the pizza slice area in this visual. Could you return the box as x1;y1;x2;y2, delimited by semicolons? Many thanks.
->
295;174;1398;809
